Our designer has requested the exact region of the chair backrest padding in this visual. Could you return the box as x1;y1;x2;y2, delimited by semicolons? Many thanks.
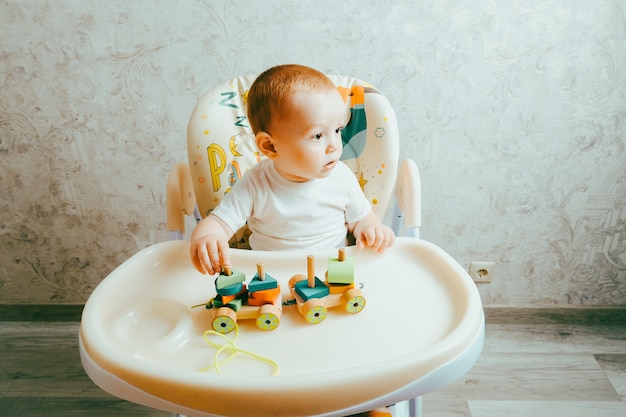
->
187;74;399;220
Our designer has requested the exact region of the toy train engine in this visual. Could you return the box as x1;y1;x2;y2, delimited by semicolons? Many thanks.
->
209;263;282;334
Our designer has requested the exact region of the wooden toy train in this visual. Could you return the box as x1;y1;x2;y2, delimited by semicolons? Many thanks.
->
202;248;365;333
208;263;282;334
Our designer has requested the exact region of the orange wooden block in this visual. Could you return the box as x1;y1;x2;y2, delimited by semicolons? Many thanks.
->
248;286;281;306
219;293;237;304
369;408;393;417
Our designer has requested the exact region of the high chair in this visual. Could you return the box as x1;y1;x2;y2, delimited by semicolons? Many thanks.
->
79;73;485;417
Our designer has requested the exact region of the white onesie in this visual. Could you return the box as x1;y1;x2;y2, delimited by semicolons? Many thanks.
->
212;158;371;251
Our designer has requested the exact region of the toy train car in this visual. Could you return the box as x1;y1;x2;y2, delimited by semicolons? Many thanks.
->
288;249;366;324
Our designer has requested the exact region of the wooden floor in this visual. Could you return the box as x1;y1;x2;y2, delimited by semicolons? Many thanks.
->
1;309;625;417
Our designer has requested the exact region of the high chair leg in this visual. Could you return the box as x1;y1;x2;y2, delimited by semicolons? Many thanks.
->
408;397;422;417
363;397;422;417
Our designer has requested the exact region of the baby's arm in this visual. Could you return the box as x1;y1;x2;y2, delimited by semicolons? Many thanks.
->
349;211;396;252
189;214;234;275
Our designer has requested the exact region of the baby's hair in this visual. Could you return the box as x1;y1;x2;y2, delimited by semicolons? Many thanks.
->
247;64;335;135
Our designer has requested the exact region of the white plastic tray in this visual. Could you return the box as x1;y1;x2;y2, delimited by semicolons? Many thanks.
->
80;237;484;417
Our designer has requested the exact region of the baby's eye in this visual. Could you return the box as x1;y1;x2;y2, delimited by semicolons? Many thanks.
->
335;126;344;134
313;133;323;141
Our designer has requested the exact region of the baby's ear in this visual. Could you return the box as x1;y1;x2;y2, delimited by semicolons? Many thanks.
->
256;132;277;158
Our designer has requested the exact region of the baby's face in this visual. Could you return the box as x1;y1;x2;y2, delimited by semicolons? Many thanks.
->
268;87;346;182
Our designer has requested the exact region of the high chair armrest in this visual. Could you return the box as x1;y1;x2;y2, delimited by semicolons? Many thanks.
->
396;159;422;234
166;162;196;234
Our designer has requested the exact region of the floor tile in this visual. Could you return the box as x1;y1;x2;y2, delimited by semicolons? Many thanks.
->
469;400;626;417
429;352;620;401
596;354;626;401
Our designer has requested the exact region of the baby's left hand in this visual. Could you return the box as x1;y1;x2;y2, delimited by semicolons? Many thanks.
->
352;212;396;252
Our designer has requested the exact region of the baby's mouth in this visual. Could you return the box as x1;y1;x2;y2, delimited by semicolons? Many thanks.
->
324;160;338;169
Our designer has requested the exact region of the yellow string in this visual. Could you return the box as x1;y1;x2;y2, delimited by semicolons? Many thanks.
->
199;325;279;376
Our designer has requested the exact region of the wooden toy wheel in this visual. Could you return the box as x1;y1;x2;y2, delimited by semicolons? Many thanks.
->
301;299;327;324
212;307;237;334
343;288;366;314
256;304;281;331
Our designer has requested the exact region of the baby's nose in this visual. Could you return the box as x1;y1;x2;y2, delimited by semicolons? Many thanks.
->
327;133;341;152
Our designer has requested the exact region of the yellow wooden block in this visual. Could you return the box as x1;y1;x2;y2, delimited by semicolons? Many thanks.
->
326;281;354;294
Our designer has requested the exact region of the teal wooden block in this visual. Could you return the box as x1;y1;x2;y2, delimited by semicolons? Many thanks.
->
237;289;249;303
248;273;278;292
295;277;329;301
327;256;354;285
216;269;245;289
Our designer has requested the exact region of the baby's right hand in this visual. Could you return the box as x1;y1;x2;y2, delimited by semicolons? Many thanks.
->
189;234;231;275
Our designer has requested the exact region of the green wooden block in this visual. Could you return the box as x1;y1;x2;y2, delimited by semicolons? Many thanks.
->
214;297;244;311
248;273;278;292
327;256;354;285
215;281;244;296
228;297;244;311
295;277;329;301
216;269;245;289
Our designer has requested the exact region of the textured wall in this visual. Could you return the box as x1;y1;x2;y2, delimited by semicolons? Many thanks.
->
1;0;625;306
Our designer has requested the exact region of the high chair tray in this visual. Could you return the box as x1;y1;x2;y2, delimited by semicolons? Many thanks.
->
80;237;484;417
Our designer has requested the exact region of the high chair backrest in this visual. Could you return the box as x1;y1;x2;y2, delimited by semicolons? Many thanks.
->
187;74;399;225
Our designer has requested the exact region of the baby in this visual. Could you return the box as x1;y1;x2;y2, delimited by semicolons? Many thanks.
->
190;64;395;275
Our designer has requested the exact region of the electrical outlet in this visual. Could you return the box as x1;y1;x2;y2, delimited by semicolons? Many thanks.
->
469;261;495;283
